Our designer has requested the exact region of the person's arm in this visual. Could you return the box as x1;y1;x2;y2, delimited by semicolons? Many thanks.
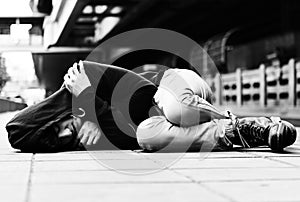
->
64;60;110;118
74;86;110;118
64;61;114;146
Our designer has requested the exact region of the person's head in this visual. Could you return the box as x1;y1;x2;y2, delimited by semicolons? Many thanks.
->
53;115;83;138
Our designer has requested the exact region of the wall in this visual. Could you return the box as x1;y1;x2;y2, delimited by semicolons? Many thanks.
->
227;32;297;72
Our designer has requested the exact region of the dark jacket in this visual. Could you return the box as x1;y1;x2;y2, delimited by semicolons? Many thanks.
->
5;61;157;152
5;86;77;152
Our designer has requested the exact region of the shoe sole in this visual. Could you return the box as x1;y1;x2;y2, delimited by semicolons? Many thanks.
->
269;120;297;151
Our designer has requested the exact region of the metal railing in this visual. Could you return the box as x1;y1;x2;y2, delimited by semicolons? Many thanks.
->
211;58;300;119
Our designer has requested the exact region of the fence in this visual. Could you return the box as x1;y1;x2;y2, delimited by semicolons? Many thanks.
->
212;58;300;119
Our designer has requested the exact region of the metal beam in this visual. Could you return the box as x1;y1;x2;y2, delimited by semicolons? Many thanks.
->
43;0;89;48
101;0;159;43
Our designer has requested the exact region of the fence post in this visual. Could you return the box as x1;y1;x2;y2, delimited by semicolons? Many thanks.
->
259;64;266;107
236;68;242;107
214;73;222;105
288;58;296;106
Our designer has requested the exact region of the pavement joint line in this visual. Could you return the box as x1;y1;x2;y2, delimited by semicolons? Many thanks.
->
134;152;271;168
88;157;164;172
28;166;300;173
33;159;137;162
140;155;267;159
237;150;300;159
193;177;300;183
249;153;300;167
24;154;35;202
32;181;193;185
0;153;29;155
0;160;32;162
169;169;237;202
30;167;178;172
164;166;292;170
265;157;300;167
36;151;135;155
88;150;151;162
116;153;300;159
194;182;237;202
202;155;300;158
131;152;171;169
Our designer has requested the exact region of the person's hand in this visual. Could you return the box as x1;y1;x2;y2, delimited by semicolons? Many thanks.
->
64;60;91;97
78;121;101;146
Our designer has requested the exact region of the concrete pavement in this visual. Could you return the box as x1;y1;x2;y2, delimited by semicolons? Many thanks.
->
1;112;300;202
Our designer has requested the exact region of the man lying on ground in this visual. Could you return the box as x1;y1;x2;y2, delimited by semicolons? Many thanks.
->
5;61;297;152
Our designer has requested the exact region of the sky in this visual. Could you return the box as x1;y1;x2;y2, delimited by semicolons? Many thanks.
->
0;0;33;17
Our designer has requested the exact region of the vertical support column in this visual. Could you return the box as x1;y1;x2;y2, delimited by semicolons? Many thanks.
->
288;58;296;106
236;68;242;107
214;73;222;105
259;64;266;107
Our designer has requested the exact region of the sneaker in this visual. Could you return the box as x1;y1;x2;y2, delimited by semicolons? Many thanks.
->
228;112;297;151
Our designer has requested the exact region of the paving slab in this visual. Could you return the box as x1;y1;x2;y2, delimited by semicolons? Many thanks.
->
34;153;95;161
90;150;149;160
0;161;32;172
0;153;33;161
31;169;190;184
165;157;292;169
0;185;28;202
29;183;230;202
1;112;300;202
33;159;108;172
237;146;300;157
140;151;255;160
175;167;300;182
88;159;164;171
203;180;300;202
268;157;300;167
0;170;30;184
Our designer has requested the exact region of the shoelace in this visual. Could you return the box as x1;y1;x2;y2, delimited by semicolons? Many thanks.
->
228;111;269;147
239;122;266;143
227;111;250;148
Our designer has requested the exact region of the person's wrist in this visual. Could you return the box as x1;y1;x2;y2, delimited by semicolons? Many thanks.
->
76;85;93;97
